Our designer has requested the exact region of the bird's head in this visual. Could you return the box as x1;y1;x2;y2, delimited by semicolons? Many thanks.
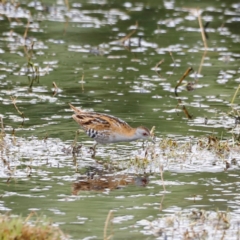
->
136;126;155;143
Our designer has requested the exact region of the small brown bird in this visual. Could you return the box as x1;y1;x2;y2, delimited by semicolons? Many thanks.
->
69;104;153;155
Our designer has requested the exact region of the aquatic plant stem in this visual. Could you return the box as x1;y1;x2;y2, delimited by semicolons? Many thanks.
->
23;19;30;40
160;165;166;192
52;82;58;96
0;117;4;136
174;67;193;119
64;0;70;11
169;51;175;66
103;210;114;240
231;84;240;105
155;59;164;76
198;50;207;75
81;74;84;91
175;67;193;94
10;96;25;119
197;10;208;50
119;21;138;43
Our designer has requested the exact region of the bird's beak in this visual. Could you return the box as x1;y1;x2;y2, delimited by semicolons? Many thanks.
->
149;136;155;144
149;126;155;143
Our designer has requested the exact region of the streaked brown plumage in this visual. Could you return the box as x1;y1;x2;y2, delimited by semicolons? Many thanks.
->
69;103;152;145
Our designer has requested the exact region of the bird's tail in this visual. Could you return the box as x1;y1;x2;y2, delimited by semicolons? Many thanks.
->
69;103;83;114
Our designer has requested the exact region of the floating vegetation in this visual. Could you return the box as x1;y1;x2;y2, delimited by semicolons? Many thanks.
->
0;213;67;240
137;209;239;239
127;135;240;175
1;131;240;179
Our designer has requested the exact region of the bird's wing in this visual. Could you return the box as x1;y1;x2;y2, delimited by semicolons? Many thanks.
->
69;104;132;133
72;112;111;131
73;112;133;132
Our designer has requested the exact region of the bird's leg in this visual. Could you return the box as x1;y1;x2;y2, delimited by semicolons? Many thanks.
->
142;140;146;150
90;143;98;157
72;130;82;156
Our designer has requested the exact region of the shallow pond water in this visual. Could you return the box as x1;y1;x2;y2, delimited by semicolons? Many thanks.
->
0;0;240;239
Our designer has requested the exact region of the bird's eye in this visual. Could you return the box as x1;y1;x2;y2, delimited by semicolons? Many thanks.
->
143;132;148;136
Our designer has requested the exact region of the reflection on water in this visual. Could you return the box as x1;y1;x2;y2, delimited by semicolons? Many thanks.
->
0;0;240;239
